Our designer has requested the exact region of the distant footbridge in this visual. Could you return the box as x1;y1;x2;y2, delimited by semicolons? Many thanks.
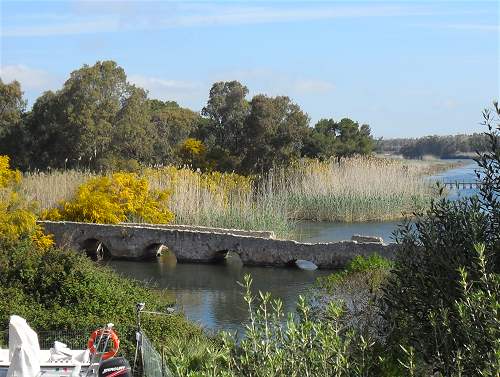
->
440;181;482;189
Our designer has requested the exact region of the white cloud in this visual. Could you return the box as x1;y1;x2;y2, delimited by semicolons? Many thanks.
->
293;79;335;94
2;18;120;37
128;70;335;109
1;3;436;37
128;74;205;107
434;98;460;110
442;23;499;32
213;68;335;97
0;65;61;91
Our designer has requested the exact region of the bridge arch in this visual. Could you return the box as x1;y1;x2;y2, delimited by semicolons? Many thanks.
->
80;238;111;261
213;249;244;265
142;242;178;260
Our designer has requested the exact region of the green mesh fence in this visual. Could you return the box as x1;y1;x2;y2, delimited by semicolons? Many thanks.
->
140;331;172;377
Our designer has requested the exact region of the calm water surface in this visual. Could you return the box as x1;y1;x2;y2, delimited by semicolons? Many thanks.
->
110;160;480;332
109;258;330;333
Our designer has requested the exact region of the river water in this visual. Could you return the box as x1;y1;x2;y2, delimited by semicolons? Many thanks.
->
109;159;480;332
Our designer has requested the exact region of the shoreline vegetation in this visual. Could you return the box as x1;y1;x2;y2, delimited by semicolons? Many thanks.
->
0;95;497;376
21;156;464;239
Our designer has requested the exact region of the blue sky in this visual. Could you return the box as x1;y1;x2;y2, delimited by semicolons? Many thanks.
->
1;1;498;138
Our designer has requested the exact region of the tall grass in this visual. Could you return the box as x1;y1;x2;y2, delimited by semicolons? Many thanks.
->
145;167;292;237
20;157;445;238
265;157;437;222
21;170;94;210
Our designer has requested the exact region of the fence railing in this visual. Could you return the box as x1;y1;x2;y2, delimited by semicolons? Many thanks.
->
140;331;172;377
441;181;482;189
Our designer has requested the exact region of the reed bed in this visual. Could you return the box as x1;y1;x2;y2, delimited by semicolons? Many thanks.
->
20;157;446;238
145;167;292;237
21;170;94;210
265;157;437;222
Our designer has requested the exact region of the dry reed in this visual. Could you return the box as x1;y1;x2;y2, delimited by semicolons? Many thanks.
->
20;157;448;238
265;157;437;222
21;170;94;210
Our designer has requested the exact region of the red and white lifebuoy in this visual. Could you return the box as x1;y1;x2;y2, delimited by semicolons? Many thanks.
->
87;328;120;360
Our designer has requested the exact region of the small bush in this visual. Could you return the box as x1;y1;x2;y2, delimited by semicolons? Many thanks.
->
314;254;393;346
42;172;174;224
428;244;500;376
0;155;21;187
179;138;208;170
316;253;393;292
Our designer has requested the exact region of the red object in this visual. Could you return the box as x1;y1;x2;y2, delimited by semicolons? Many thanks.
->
87;328;120;360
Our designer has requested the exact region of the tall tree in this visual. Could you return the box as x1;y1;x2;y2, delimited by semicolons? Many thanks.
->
0;79;25;139
200;81;249;171
241;95;310;173
150;100;201;165
303;118;374;160
59;60;127;166
111;86;154;164
27;60;157;170
0;79;29;168
25;91;73;169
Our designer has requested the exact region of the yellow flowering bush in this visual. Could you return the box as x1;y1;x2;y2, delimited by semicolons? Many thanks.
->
43;172;175;224
180;138;205;156
178;138;209;169
0;155;53;248
0;155;21;187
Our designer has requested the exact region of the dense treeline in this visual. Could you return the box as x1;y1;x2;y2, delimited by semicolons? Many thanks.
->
0;60;374;174
377;133;489;159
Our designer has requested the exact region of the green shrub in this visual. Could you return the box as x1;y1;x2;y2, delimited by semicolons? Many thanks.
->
316;253;393;293
382;103;500;375
428;244;499;376
0;239;204;359
164;275;381;377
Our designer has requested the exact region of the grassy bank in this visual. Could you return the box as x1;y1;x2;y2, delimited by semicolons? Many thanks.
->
0;238;206;358
21;157;457;238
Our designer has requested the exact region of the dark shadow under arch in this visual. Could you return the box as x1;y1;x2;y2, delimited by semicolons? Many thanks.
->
80;238;111;261
213;250;243;266
143;243;177;261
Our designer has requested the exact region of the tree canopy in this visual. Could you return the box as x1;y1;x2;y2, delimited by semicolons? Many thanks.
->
0;60;375;174
302;118;374;160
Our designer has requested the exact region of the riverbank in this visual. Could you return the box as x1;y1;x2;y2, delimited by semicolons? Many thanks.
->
20;156;461;238
293;159;478;242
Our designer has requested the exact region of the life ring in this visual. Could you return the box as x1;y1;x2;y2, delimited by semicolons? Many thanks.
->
87;328;120;360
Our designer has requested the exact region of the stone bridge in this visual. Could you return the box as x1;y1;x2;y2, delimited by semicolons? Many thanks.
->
39;221;398;269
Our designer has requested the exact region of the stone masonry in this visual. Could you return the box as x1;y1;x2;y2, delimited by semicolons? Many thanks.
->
39;221;398;269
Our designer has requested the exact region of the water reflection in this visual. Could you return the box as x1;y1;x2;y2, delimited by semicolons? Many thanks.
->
293;220;400;243
109;257;330;333
109;160;481;332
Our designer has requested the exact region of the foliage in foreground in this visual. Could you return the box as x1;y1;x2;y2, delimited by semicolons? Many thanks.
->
382;102;500;376
160;244;498;377
165;275;382;377
314;254;392;341
0;239;204;358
